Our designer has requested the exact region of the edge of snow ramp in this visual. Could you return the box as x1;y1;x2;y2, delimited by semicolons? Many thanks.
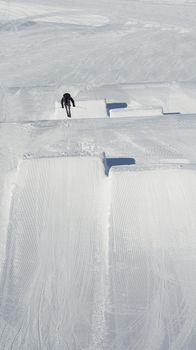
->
108;166;196;349
23;152;108;164
23;153;137;177
0;156;110;349
23;152;100;160
109;106;163;118
102;152;136;175
55;99;108;120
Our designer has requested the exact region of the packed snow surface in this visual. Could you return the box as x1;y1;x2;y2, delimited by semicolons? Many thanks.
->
1;0;196;349
1;0;196;86
1;110;196;349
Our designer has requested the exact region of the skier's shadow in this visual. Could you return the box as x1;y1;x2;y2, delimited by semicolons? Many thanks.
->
106;102;128;116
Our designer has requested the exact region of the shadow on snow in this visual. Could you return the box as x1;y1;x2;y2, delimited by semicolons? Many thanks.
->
106;102;128;115
103;154;135;176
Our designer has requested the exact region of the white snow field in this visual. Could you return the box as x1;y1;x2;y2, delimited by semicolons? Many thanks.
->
1;111;196;349
1;0;196;349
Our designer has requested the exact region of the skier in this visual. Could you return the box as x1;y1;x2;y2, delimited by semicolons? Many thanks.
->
61;93;75;118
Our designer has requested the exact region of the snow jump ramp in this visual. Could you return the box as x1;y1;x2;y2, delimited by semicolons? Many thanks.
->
1;158;196;349
55;99;108;119
0;156;110;349
108;166;196;349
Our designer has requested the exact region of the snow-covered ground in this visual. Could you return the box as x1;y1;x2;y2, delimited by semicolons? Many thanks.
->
1;0;196;349
1;0;196;86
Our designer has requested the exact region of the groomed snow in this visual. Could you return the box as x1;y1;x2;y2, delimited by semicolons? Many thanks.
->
109;167;196;349
1;155;196;348
2;82;196;122
55;99;108;119
1;0;196;348
0;157;110;349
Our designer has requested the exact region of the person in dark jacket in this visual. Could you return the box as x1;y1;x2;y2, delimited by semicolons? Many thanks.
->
61;93;75;118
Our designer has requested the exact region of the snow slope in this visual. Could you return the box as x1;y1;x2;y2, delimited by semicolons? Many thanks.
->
0;156;110;349
109;167;196;349
1;0;196;349
1;155;196;349
1;0;196;87
2;82;196;122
